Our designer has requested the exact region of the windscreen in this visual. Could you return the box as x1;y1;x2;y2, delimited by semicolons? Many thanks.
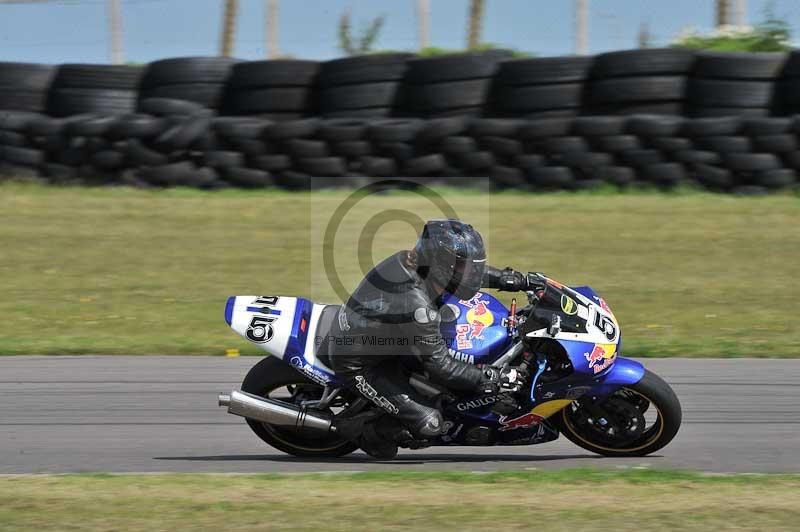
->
519;282;590;337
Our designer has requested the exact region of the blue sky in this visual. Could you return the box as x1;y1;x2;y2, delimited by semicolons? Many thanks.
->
0;0;798;64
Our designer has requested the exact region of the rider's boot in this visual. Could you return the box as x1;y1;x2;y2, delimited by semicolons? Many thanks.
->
359;420;399;460
393;428;431;450
334;413;398;460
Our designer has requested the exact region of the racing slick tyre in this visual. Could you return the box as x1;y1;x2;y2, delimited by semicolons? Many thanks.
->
241;356;359;458
556;369;682;457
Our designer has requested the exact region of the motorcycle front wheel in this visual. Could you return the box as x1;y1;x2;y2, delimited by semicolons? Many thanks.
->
241;356;359;458
556;369;682;457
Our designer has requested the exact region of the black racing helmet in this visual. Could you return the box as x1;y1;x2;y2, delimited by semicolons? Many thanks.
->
414;219;487;300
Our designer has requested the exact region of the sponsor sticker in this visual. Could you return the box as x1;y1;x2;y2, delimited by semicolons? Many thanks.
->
448;348;475;364
455;323;472;350
498;411;545;431
459;293;484;308
354;376;399;415
460;293;494;340
245;296;281;343
584;343;617;374
289;356;331;385
561;294;578;315
455;392;510;411
246;315;277;343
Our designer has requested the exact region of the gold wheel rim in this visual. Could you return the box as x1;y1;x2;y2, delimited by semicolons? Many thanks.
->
562;388;664;453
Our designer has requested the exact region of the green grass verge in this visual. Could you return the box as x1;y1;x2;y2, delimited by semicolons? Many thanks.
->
1;470;799;531
1;182;798;356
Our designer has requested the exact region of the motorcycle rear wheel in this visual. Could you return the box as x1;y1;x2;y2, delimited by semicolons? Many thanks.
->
556;369;682;457
241;356;359;458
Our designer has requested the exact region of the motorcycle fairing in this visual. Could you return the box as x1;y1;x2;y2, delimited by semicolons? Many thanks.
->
439;279;643;445
441;356;645;446
226;295;339;386
523;278;621;349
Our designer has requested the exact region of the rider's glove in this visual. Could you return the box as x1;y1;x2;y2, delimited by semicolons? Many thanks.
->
481;366;528;395
498;268;528;292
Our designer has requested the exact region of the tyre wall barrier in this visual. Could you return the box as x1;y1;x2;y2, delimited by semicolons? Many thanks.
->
0;49;799;193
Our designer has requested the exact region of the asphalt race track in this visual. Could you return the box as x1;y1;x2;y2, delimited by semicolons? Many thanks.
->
1;356;798;474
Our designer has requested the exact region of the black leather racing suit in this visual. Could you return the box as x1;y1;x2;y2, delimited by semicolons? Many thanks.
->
324;251;523;438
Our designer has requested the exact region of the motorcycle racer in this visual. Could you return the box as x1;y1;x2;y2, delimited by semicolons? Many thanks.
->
326;219;532;459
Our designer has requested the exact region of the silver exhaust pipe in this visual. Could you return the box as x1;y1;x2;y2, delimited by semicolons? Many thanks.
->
218;390;333;432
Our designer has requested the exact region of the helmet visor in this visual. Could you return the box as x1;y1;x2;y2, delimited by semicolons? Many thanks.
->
447;257;486;299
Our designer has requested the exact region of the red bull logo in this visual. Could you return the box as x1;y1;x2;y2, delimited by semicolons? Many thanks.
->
465;297;494;340
472;300;489;316
455;324;472;350
460;294;483;308
585;343;616;374
498;411;545;431
470;319;487;339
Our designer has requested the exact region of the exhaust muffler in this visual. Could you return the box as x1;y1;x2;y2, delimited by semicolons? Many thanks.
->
218;390;333;432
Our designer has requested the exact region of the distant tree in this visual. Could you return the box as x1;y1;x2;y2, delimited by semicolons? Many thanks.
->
674;2;790;52
338;9;385;56
418;43;532;58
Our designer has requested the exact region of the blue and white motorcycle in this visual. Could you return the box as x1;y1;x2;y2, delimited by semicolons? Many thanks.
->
218;273;681;458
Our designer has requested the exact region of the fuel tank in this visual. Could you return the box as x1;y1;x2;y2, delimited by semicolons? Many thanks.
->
439;291;513;365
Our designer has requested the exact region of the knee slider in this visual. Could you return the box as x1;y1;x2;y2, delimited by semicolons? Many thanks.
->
414;409;444;438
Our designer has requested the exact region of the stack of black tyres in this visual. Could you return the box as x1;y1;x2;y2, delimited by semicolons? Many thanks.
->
223;116;362;189
562;115;629;188
127;98;220;187
587;49;695;115
680;116;797;192
40;97;217;186
403;116;471;178
469;118;524;185
0;62;54;113
516;117;576;189
687;52;786;118
620;114;689;188
47;64;143;117
224;60;319;120
490;56;593;118
42;113;136;182
0;112;46;176
204;116;278;188
778;51;800;115
138;57;241;111
0;63;53;175
525;116;612;190
318;54;412;118
363;118;426;177
402;50;511;118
